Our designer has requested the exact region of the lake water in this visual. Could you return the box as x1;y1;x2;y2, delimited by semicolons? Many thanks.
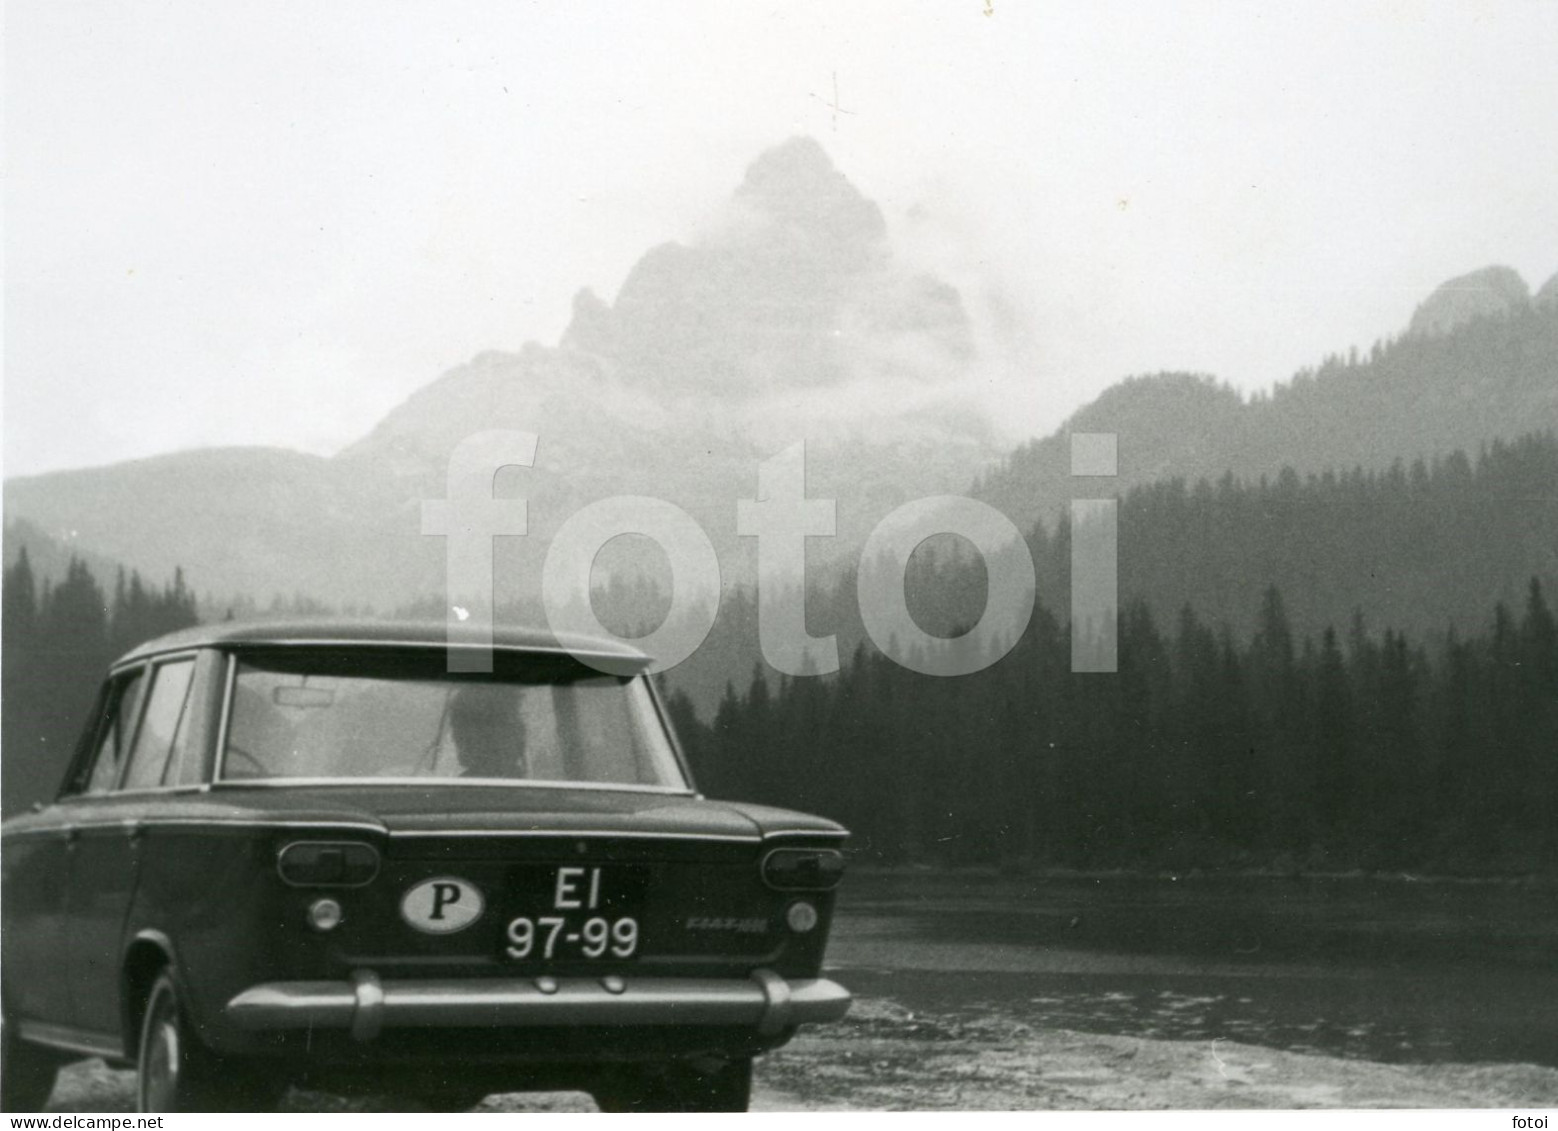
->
824;870;1558;1067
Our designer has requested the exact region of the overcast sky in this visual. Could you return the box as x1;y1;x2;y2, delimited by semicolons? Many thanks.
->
5;1;1557;478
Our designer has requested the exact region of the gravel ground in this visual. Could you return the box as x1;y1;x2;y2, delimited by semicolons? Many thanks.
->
38;993;1558;1112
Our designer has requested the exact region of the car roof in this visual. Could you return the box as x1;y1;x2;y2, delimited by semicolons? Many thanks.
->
113;619;652;669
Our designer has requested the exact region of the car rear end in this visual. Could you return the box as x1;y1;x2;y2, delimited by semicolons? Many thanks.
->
182;637;849;1097
211;798;846;1093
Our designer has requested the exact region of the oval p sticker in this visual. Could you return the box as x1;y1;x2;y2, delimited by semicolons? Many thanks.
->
401;877;484;934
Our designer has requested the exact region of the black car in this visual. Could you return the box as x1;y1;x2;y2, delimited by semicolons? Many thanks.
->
0;621;850;1112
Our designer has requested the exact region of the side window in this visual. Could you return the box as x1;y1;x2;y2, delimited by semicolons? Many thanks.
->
83;669;148;795
171;653;220;787
121;659;197;791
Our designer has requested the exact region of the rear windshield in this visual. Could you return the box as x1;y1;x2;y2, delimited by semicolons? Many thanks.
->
220;649;687;790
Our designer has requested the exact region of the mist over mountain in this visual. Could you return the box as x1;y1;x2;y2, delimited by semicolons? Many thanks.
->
344;137;1002;532
562;136;974;399
5;125;1554;628
6;138;1004;608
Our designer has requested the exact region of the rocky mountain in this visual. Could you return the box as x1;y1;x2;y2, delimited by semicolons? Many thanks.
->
7;118;1555;622
976;266;1558;536
1407;265;1531;337
4;138;1004;609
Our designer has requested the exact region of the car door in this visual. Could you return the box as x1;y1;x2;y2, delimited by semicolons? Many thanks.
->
65;656;197;1038
5;670;145;1037
0;672;109;1028
0;817;73;1026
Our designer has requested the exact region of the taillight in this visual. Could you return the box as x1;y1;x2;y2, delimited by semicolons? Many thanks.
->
761;847;845;891
277;841;380;887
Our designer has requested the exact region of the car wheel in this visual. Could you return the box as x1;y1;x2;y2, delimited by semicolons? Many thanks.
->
1;1013;60;1112
593;1057;752;1113
136;972;280;1113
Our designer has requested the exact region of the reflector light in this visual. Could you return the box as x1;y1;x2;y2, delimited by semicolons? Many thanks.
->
308;898;344;932
786;900;819;933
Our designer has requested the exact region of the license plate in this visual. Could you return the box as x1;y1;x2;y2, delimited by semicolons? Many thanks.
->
502;865;648;962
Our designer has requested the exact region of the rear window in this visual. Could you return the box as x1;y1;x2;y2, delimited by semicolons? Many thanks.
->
219;649;686;790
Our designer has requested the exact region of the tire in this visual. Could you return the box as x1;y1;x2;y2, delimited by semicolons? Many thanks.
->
594;1057;752;1113
136;972;281;1113
0;1014;60;1113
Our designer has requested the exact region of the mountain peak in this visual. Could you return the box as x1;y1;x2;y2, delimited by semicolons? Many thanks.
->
1408;265;1530;337
732;136;887;250
559;136;967;397
740;134;835;184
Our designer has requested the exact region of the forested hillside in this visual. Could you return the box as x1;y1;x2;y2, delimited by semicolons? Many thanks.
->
976;298;1558;538
661;433;1558;875
1;552;198;815
6;429;1553;871
671;579;1558;875
661;431;1558;716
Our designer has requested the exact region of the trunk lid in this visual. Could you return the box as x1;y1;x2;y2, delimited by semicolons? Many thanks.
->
236;784;843;980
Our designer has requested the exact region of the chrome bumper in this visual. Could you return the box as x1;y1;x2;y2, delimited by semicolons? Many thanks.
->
226;969;850;1042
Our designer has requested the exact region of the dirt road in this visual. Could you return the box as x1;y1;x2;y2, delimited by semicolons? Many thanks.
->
40;992;1558;1112
752;996;1558;1110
